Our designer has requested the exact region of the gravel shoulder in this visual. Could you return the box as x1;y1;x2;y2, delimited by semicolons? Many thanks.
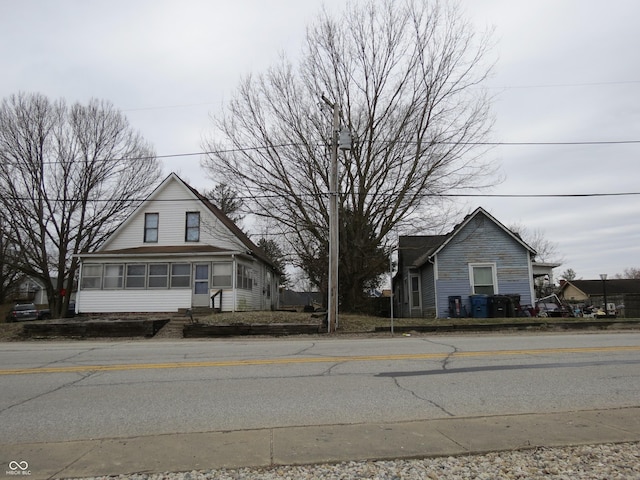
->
64;442;640;480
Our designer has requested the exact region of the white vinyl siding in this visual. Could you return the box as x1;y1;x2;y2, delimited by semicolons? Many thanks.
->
77;176;280;313
77;289;191;313
103;180;244;251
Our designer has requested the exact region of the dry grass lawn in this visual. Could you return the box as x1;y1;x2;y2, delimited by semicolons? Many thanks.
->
1;305;637;341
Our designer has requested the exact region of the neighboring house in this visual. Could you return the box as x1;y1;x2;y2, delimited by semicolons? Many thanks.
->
14;276;47;304
394;207;536;318
75;173;280;314
13;276;76;306
558;279;640;306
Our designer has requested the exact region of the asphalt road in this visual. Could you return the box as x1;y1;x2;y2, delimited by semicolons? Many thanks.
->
1;332;640;445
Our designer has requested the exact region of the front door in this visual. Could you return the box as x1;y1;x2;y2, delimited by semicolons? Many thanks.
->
192;263;210;307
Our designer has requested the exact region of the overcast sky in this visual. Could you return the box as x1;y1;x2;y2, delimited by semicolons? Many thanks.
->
1;0;638;281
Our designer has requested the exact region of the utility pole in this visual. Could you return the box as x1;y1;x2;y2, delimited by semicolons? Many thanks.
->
322;94;340;333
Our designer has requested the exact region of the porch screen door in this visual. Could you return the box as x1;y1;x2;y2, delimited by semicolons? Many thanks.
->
192;264;210;307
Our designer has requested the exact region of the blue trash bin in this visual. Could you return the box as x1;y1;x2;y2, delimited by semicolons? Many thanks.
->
470;294;489;318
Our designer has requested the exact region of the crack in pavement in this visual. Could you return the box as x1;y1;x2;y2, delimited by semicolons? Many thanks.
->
0;371;96;415
391;377;454;416
40;346;106;369
47;441;99;480
421;338;460;370
321;362;345;376
290;342;318;356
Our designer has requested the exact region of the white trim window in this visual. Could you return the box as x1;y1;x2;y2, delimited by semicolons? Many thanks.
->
126;264;146;289
236;264;253;290
148;264;169;288
212;263;232;287
469;263;497;295
144;213;159;243
171;263;191;288
81;264;103;289
104;264;124;289
185;212;200;242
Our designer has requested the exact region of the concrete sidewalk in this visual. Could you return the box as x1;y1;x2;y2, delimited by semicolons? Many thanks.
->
2;407;639;479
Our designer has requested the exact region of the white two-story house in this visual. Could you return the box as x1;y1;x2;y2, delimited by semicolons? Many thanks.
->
75;173;279;314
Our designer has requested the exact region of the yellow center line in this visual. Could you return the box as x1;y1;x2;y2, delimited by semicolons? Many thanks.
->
1;345;639;376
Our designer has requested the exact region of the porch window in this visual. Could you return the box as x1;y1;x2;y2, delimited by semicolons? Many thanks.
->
171;263;191;288
144;213;159;243
212;263;232;287
104;264;124;289
185;212;200;242
470;264;496;295
126;264;146;288
237;264;253;290
148;264;168;288
265;271;272;297
81;264;103;289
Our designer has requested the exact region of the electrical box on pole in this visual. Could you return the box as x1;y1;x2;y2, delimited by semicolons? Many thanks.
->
338;129;352;150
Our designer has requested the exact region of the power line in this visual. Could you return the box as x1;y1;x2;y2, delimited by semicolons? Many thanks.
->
3;139;638;167
487;79;640;90
4;191;639;204
119;80;640;112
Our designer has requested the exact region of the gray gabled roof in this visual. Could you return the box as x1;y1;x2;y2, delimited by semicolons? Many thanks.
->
403;207;536;268
398;235;449;270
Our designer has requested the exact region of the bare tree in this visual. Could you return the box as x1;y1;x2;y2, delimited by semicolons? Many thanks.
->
614;267;640;279
202;0;497;310
0;93;162;316
509;223;563;264
204;183;245;225
560;268;578;282
0;217;22;304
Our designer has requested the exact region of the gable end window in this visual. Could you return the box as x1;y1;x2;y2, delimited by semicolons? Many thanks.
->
470;263;496;295
186;212;200;242
144;213;159;243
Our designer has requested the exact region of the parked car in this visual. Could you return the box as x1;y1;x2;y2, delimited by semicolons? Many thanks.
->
37;301;76;320
6;303;39;322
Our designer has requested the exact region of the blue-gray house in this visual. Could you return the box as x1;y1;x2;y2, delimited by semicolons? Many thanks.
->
394;207;536;318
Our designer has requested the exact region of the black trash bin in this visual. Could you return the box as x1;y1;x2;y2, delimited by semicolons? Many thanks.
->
489;295;512;318
505;294;521;317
